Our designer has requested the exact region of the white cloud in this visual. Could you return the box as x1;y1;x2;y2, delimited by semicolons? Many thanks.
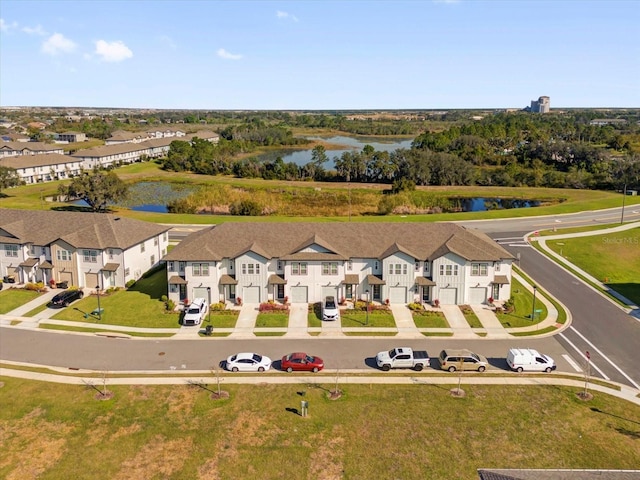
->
1;18;19;33
94;40;133;62
276;10;298;22
42;33;77;55
22;24;47;35
217;48;243;60
158;35;177;51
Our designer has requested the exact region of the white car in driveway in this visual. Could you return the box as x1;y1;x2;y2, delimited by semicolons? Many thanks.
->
225;352;272;372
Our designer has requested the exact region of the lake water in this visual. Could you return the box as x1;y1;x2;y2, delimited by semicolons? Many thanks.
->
253;135;414;167
450;197;541;212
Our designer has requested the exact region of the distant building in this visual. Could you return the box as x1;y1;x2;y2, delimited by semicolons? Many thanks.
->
530;96;550;113
589;118;627;126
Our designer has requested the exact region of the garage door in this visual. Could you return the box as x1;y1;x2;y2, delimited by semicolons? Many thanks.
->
389;286;407;304
59;271;73;285
439;288;457;305
84;273;98;289
243;286;260;304
290;286;308;304
468;287;487;305
321;286;338;302
192;287;209;302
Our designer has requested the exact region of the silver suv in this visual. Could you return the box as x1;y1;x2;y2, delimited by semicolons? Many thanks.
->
322;296;340;321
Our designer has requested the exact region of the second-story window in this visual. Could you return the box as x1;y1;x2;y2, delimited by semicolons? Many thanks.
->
140;242;145;253
277;260;283;271
193;263;209;276
179;261;186;272
292;262;308;275
83;250;98;263
348;260;353;271
322;262;338;275
5;245;18;257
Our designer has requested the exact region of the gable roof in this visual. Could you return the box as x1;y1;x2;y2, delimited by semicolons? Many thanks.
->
164;222;514;262
0;153;81;169
0;209;170;249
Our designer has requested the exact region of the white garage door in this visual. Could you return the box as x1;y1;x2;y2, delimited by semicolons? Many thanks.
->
85;273;98;289
439;288;457;305
243;286;260;304
321;286;338;301
192;287;209;302
468;287;487;305
389;286;407;304
290;286;308;304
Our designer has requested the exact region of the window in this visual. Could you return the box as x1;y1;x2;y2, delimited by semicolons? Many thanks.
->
415;261;420;271
140;242;145;253
168;261;175;271
348;260;353;271
83;250;98;263
242;263;260;275
248;264;254;275
495;262;501;272
154;237;158;246
322;262;338;275
424;262;430;274
29;245;36;255
150;255;155;266
193;263;209;276
439;264;458;276
108;249;115;259
5;245;18;257
292;262;307;275
277;260;283;271
374;261;379;270
389;263;407;275
125;267;130;277
471;263;488;276
178;261;186;272
163;232;168;242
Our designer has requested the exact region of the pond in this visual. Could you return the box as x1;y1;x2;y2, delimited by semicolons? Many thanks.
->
252;135;414;167
449;197;541;212
71;181;196;213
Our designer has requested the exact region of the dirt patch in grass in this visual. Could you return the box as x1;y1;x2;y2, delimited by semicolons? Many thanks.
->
113;435;193;480
308;431;345;480
0;407;74;480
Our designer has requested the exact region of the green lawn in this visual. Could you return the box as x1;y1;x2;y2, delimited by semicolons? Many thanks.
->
412;310;450;328
308;312;322;328
546;228;640;305
0;289;42;314
208;311;239;329
458;305;482;328
1;378;638;479
50;268;180;328
340;310;396;328
496;277;548;328
255;312;289;328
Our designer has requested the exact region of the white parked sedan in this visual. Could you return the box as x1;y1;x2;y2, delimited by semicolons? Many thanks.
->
225;352;272;372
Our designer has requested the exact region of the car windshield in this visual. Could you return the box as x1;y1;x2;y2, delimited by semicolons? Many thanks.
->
325;297;336;308
187;307;199;314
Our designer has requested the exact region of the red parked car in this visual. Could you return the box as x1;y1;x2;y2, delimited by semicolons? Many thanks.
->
281;352;324;373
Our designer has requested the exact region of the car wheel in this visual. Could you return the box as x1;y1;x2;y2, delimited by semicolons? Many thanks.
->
78;292;84;299
516;367;523;373
382;364;391;372
232;367;239;372
258;367;265;372
478;366;486;372
287;367;293;373
414;364;423;371
64;301;70;307
312;367;318;373
545;367;552;373
448;366;456;373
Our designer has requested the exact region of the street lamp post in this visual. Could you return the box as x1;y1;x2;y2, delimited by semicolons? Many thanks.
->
531;285;537;322
95;284;102;321
365;289;370;326
206;287;211;324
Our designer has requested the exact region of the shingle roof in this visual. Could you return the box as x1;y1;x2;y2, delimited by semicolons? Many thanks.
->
163;223;515;263
0;153;80;169
0;209;170;250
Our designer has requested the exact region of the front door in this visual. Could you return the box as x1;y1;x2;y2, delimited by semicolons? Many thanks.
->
492;283;500;300
373;285;381;301
422;286;430;303
179;284;187;302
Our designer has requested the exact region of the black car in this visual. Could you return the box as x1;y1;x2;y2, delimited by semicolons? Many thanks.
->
50;289;84;308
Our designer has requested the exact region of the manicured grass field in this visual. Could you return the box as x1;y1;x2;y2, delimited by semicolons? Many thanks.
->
0;289;41;314
50;268;180;328
255;312;289;328
208;311;239;329
412;310;450;328
546;228;640;305
340;310;396;327
496;277;548;328
0;378;638;479
459;305;483;328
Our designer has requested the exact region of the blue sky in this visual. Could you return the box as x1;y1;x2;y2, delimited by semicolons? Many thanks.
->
1;0;639;109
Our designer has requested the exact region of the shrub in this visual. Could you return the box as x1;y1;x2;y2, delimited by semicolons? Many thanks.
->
125;279;136;288
165;299;176;311
259;302;289;312
407;302;424;311
24;282;45;292
160;294;168;303
230;199;262;216
211;301;226;311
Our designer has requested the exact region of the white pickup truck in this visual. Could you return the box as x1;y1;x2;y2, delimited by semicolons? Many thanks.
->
376;347;430;371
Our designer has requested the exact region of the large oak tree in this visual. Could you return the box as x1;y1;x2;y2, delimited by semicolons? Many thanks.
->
59;169;128;212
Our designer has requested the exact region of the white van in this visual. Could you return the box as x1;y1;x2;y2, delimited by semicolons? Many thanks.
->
507;348;556;373
183;298;208;326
